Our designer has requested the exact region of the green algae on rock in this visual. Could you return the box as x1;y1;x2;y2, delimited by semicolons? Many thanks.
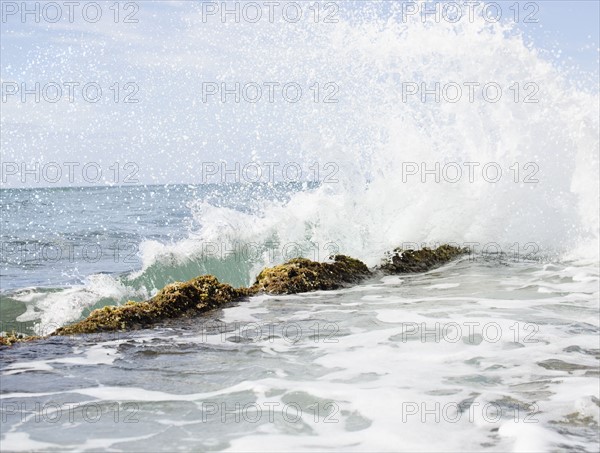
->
378;244;467;274
251;255;372;294
53;275;248;336
0;332;41;347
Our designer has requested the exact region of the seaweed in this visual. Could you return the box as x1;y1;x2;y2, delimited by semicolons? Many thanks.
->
0;332;41;347
53;275;247;336
378;244;467;274
251;254;372;294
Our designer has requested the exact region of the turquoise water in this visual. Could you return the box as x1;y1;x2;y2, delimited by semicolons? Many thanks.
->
1;184;309;288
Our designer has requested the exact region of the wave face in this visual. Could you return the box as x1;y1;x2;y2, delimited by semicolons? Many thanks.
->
2;2;599;334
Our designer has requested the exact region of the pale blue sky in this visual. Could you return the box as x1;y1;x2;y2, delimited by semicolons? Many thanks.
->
2;1;598;71
515;0;599;74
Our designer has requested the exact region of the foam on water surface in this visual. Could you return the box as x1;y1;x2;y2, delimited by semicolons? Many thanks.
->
1;260;598;452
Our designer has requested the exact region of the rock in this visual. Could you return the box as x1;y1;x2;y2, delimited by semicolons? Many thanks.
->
53;275;248;336
378;244;466;274
0;332;41;347
251;255;372;294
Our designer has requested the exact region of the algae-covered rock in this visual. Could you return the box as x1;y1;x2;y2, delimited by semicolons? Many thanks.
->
378;244;466;274
0;332;41;347
53;275;247;336
251;255;372;294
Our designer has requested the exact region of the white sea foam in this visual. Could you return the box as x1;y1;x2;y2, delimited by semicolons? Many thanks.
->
2;260;598;451
134;2;599;276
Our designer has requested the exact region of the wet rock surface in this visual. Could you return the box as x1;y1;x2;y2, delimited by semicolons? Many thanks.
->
53;275;248;336
251;255;372;294
0;332;41;347
378;244;466;274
